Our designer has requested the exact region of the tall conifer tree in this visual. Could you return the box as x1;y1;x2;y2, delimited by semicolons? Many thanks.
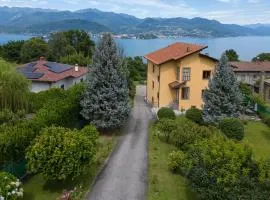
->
203;54;243;123
80;33;130;130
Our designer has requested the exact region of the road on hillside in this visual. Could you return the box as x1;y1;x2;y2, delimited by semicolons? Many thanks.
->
87;85;153;200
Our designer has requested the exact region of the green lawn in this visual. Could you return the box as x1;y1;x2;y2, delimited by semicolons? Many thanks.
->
23;135;118;200
244;121;270;161
148;124;196;200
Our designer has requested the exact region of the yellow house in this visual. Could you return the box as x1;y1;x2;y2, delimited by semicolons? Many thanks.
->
144;42;218;111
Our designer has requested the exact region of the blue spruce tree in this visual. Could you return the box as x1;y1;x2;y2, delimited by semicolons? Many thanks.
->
80;33;130;130
203;53;243;123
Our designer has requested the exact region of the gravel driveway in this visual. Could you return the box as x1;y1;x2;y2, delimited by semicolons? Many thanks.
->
87;85;153;200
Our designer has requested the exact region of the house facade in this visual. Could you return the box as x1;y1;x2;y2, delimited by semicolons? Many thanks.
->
231;61;270;93
18;57;88;93
230;61;270;101
144;42;217;111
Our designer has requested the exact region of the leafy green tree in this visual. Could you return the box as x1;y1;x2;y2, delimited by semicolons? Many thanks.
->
252;53;270;62
26;126;98;181
80;33;130;130
126;56;147;82
183;137;270;200
0;119;44;163
20;37;49;63
203;54;243;123
224;49;239;61
48;32;75;61
1;40;25;63
60;52;91;66
0;59;30;112
63;30;95;57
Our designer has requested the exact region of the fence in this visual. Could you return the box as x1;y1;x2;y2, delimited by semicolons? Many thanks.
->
1;159;27;179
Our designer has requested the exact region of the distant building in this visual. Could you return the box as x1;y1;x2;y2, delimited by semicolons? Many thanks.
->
230;61;270;103
144;42;218;111
18;57;88;93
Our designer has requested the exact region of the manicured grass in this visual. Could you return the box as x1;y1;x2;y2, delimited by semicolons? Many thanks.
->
243;121;270;160
148;124;196;200
23;135;118;200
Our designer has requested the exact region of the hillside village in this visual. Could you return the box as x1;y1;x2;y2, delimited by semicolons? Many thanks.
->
0;29;270;200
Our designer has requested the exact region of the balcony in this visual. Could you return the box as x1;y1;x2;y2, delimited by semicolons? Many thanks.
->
169;80;186;89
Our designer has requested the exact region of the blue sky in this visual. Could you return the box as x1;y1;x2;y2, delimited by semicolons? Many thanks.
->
0;0;270;24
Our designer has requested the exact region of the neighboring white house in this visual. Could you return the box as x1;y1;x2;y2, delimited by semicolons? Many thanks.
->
18;57;88;93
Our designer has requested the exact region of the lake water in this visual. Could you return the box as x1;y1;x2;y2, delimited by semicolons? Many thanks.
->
1;33;270;61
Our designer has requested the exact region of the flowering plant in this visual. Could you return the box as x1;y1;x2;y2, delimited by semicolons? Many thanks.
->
0;172;23;200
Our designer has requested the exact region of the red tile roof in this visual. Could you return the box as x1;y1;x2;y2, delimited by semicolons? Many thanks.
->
18;60;88;83
230;61;270;72
144;42;208;65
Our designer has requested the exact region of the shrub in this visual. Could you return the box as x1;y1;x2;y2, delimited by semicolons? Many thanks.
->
168;117;214;149
0;171;23;199
157;107;176;120
35;84;85;127
0;119;44;163
262;117;270;127
186;107;203;124
0;109;26;125
26;126;98;181
168;150;186;173
183;137;270;200
218;118;244;141
155;119;177;142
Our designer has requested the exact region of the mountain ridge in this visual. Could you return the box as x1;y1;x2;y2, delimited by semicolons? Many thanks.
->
0;6;269;37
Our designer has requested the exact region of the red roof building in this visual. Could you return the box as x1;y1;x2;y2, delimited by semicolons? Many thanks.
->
144;42;208;65
18;58;89;93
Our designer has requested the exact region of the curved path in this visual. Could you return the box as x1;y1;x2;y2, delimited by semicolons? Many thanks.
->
87;85;153;200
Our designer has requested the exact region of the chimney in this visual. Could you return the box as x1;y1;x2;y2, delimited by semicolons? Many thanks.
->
40;56;45;61
75;64;79;72
187;47;190;52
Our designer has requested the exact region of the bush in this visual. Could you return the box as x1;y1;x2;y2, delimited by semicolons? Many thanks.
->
0;109;26;125
26;126;98;181
35;84;85;127
218;118;244;141
186;107;203;124
168;150;186;173
169;117;214;149
182;137;270;200
0;119;44;163
155;119;177;142
262;117;270;127
157;107;176;120
0;171;23;199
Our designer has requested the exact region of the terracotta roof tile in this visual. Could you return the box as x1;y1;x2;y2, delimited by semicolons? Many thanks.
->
230;61;270;72
144;42;207;65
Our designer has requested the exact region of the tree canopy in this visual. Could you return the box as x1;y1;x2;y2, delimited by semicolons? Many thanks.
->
20;37;49;63
80;33;130;130
224;49;239;61
1;40;25;63
0;59;30;112
252;53;270;62
203;54;243;123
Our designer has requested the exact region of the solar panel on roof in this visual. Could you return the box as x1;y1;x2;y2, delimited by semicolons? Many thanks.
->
22;72;44;79
44;62;73;73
